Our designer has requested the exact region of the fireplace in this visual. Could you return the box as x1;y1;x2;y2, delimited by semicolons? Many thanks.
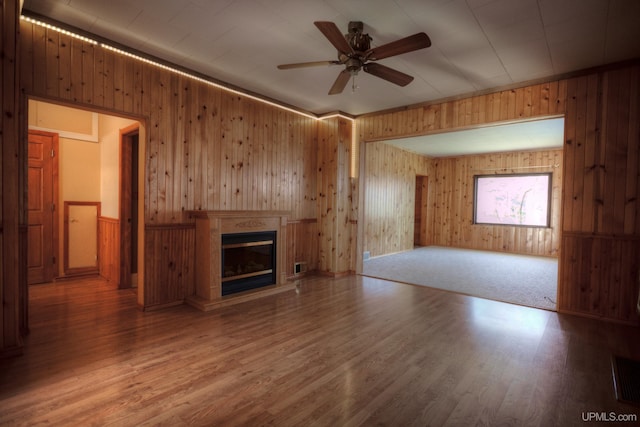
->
221;231;276;295
186;210;292;311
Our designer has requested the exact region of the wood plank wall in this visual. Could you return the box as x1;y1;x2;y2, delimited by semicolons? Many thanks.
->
144;224;195;309
357;65;640;325
317;118;353;275
362;142;433;258
559;66;640;324
1;0;23;357
18;20;321;308
97;217;119;284
432;149;563;256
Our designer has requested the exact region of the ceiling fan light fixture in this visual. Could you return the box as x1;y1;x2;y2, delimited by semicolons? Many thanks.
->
345;57;362;73
277;20;431;95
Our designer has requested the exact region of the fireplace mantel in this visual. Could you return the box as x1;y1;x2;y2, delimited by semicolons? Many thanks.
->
185;210;293;311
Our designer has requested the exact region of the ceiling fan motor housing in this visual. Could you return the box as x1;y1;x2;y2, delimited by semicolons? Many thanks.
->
346;21;371;53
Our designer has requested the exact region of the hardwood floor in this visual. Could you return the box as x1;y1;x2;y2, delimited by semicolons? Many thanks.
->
1;275;639;426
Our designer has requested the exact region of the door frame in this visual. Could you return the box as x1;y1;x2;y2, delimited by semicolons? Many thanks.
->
119;123;140;289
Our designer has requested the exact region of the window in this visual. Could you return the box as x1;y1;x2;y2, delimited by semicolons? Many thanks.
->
473;173;551;227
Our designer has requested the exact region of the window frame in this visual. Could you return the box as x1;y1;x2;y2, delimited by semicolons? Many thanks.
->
472;172;552;228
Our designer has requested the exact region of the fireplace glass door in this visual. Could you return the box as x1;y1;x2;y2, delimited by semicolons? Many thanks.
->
221;231;276;295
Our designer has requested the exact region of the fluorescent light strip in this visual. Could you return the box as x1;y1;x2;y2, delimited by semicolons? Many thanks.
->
21;15;335;121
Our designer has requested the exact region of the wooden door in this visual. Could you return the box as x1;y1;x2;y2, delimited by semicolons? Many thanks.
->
27;130;58;284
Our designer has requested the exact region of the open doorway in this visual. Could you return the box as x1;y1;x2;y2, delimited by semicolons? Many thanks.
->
120;125;139;289
360;117;564;311
26;99;145;294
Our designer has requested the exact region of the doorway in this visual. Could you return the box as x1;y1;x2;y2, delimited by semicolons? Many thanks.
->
26;99;144;291
120;125;139;288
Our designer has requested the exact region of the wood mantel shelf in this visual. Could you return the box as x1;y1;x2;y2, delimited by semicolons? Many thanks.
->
185;210;294;311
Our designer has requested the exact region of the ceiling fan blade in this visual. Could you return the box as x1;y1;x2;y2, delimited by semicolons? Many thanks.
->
277;61;338;70
366;32;431;61
363;63;414;87
314;21;354;55
328;70;351;95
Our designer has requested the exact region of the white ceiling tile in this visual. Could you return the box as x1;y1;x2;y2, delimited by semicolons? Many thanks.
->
538;0;609;27
497;38;553;81
482;17;546;51
471;0;540;32
68;0;142;26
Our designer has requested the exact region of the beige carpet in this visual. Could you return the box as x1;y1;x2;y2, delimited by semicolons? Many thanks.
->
362;246;557;311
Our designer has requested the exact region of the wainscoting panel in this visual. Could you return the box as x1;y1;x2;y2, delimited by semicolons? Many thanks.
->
98;217;119;284
143;224;195;309
286;219;318;277
560;233;640;324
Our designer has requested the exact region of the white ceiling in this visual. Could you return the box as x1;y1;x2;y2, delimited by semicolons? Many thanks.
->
22;0;640;117
383;116;564;157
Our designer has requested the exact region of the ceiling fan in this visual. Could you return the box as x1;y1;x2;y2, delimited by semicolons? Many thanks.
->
277;21;431;95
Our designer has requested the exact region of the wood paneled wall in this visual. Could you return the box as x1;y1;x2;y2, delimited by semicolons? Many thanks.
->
286;219;318;277
432;149;563;256
317;118;353;275
98;217;119;284
18;20;321;309
1;0;23;357
559;66;640;324
362;142;433;258
357;64;640;325
19;21;319;220
143;225;195;308
357;81;566;141
560;234;639;324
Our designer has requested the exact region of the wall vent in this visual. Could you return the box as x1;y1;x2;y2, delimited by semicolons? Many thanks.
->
294;262;307;275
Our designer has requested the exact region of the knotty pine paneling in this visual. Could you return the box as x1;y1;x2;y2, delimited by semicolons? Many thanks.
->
98;217;119;285
433;150;563;256
18;20;320;308
19;21;318;223
560;234;640;324
1;0;23;356
363;142;433;258
558;68;640;325
143;225;195;309
317;118;353;275
357;81;566;142
286;219;318;277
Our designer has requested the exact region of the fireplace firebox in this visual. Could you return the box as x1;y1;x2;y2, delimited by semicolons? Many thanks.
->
221;231;276;295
